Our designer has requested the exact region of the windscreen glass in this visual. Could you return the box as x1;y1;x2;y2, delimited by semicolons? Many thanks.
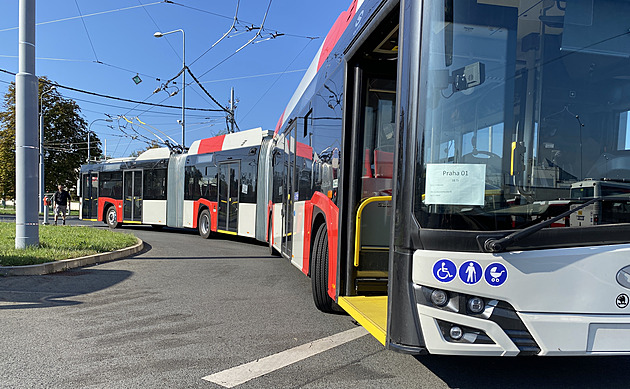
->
415;0;630;231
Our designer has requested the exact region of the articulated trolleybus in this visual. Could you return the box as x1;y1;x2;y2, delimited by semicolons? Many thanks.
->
269;0;630;356
79;127;273;241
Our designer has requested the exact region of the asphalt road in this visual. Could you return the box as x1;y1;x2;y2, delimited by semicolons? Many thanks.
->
1;216;630;388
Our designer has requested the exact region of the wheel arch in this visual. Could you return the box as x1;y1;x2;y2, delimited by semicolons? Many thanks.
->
309;207;327;277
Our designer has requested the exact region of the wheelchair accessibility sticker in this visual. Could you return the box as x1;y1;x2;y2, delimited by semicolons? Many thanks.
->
484;262;508;287
433;259;456;283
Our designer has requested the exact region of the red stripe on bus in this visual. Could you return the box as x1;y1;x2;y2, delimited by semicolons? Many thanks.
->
193;199;219;230
317;0;358;71
274;110;285;135
310;191;339;300
303;200;314;275
197;134;226;154
98;197;123;222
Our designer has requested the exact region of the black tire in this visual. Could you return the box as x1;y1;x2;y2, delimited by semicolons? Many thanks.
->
151;224;164;231
106;206;119;229
268;219;280;256
311;223;335;313
198;209;212;239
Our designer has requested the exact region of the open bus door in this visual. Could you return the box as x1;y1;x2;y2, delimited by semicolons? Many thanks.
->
336;15;399;344
123;170;143;223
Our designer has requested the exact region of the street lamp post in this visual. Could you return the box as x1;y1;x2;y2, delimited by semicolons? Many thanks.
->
153;29;185;148
39;85;55;214
88;118;113;163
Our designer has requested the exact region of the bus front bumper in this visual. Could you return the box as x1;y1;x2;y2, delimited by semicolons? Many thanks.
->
416;303;630;356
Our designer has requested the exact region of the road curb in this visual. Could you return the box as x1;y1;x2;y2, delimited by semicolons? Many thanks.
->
0;238;144;276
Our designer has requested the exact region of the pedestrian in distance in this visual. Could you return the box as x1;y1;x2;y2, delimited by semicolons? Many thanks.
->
53;184;70;225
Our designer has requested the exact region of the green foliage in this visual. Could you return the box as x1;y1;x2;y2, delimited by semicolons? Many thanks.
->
0;77;101;200
0;222;137;266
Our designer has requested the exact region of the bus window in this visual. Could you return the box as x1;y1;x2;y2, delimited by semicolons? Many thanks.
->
143;169;167;200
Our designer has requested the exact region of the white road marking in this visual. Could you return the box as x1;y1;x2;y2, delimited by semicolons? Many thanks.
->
202;326;369;388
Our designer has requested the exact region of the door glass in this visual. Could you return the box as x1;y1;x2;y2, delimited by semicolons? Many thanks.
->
283;130;296;256
134;171;142;221
123;171;133;220
218;164;229;231
90;173;98;219
228;163;240;232
82;174;90;219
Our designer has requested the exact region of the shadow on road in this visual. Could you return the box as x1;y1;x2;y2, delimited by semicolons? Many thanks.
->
417;354;630;388
0;268;133;310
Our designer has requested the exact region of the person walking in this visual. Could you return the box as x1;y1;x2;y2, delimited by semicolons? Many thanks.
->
53;184;70;225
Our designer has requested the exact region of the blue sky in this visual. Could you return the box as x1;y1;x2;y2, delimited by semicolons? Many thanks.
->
0;0;349;158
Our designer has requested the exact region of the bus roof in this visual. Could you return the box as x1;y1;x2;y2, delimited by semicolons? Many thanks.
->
135;147;171;161
188;127;268;156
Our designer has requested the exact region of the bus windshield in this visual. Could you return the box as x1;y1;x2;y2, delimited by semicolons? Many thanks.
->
415;0;630;231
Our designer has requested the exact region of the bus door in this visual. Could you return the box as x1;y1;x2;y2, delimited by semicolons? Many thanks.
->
337;64;397;345
123;170;143;223
81;172;98;220
218;161;240;233
282;126;296;257
352;75;396;295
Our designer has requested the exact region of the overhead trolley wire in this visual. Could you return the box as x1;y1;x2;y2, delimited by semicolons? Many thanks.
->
164;0;319;41
74;0;100;63
137;0;182;62
0;68;223;112
0;1;164;33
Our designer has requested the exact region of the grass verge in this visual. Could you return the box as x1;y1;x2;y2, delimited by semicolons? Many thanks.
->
0;208;79;216
0;222;137;267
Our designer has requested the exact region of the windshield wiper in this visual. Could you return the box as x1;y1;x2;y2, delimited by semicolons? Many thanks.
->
482;197;600;253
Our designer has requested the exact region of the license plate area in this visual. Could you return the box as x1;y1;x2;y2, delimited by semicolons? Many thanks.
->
587;324;630;352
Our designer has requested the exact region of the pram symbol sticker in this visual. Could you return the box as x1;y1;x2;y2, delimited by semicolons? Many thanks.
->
433;259;456;283
459;261;482;285
484;263;508;287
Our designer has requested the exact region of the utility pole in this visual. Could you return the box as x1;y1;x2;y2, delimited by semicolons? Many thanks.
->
15;0;39;248
229;87;236;133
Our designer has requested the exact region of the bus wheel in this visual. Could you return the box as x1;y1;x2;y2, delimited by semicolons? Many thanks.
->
106;206;119;229
198;209;212;239
268;220;279;256
151;225;163;231
311;223;335;313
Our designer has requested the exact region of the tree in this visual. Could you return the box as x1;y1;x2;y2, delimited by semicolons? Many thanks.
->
0;77;101;200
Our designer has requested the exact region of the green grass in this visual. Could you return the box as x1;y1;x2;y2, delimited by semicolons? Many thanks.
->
0;208;79;216
0;222;137;267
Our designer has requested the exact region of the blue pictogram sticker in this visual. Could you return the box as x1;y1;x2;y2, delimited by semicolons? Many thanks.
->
459;261;483;285
484;262;508;287
433;259;456;283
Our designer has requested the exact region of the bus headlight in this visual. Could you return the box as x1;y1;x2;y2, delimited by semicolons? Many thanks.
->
449;326;463;340
467;296;485;314
430;289;449;307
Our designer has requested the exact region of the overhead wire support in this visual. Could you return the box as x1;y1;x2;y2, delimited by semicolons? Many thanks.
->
186;67;230;113
189;0;240;67
234;0;273;54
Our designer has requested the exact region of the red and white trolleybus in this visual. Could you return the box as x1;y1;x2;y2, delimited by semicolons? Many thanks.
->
79;127;273;241
266;0;630;356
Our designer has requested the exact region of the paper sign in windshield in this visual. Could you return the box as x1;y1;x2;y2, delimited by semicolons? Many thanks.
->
425;164;486;206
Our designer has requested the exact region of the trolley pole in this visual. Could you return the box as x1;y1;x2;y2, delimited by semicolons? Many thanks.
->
15;0;39;248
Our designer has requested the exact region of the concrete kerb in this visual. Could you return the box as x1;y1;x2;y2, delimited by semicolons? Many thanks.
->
0;238;144;276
